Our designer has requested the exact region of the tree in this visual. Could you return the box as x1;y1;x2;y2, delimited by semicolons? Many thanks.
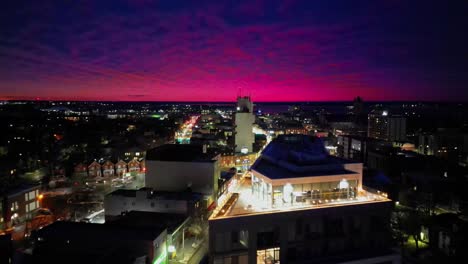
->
405;211;422;250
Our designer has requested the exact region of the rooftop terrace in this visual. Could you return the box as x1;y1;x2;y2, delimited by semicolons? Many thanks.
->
210;175;390;220
210;135;391;220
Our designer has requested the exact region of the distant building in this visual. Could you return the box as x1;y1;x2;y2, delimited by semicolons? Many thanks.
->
102;160;115;177
368;109;406;142
219;153;259;172
284;124;308;135
145;144;221;206
1;184;41;228
209;135;398;264
104;188;203;221
417;128;468;159
429;213;468;260
73;163;87;177
235;96;255;153
115;160;128;177
87;161;101;177
128;158;141;173
337;135;387;163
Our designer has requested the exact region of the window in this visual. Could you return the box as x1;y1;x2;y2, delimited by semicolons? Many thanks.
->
26;201;37;212
257;229;279;248
11;202;19;211
231;231;239;243
370;215;385;232
287;247;297;261
296;218;303;235
326;218;344;237
257;248;280;264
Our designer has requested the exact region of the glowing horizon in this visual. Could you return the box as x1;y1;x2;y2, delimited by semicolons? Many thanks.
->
1;1;467;102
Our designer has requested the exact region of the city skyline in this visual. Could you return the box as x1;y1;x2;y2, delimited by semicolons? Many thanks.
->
1;0;467;102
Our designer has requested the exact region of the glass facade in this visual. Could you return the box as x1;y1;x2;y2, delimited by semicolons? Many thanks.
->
251;175;358;208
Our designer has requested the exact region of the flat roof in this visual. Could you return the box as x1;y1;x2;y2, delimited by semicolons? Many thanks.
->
146;144;218;162
110;211;188;233
4;184;40;197
107;188;203;201
35;221;163;241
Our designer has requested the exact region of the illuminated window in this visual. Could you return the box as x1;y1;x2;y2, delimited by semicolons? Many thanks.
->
257;248;280;264
339;179;349;189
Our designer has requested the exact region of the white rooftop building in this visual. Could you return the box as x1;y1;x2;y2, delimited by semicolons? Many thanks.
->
235;96;255;153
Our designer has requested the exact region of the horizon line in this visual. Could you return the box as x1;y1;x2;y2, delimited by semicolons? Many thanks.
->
2;99;467;104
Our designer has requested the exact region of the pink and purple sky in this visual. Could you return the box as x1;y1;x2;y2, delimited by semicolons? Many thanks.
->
0;0;467;102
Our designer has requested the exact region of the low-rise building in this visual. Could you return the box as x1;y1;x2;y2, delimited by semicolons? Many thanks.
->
104;188;203;221
87;161;101;177
128;158;141;173
102;160;115;177
145;144;221;207
32;218;170;264
1;184;41;228
73;163;87;177
115;160;128;177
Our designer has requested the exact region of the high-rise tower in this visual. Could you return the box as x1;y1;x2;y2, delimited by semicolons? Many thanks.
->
235;96;254;153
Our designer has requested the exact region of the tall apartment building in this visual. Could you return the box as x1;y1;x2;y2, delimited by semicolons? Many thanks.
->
368;109;406;142
235;96;255;154
209;135;399;264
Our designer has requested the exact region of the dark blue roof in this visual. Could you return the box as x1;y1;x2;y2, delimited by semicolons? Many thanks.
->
251;135;358;179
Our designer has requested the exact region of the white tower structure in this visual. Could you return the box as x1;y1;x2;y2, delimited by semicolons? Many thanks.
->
235;96;255;153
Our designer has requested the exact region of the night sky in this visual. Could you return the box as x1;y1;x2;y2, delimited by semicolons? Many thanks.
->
0;0;467;102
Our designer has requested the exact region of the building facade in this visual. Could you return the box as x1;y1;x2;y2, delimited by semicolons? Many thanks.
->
102;160;115;177
1;185;41;228
104;188;202;221
145;144;221;206
209;135;398;264
235;96;255;153
115;160;128;176
368;110;406;142
87;161;102;177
